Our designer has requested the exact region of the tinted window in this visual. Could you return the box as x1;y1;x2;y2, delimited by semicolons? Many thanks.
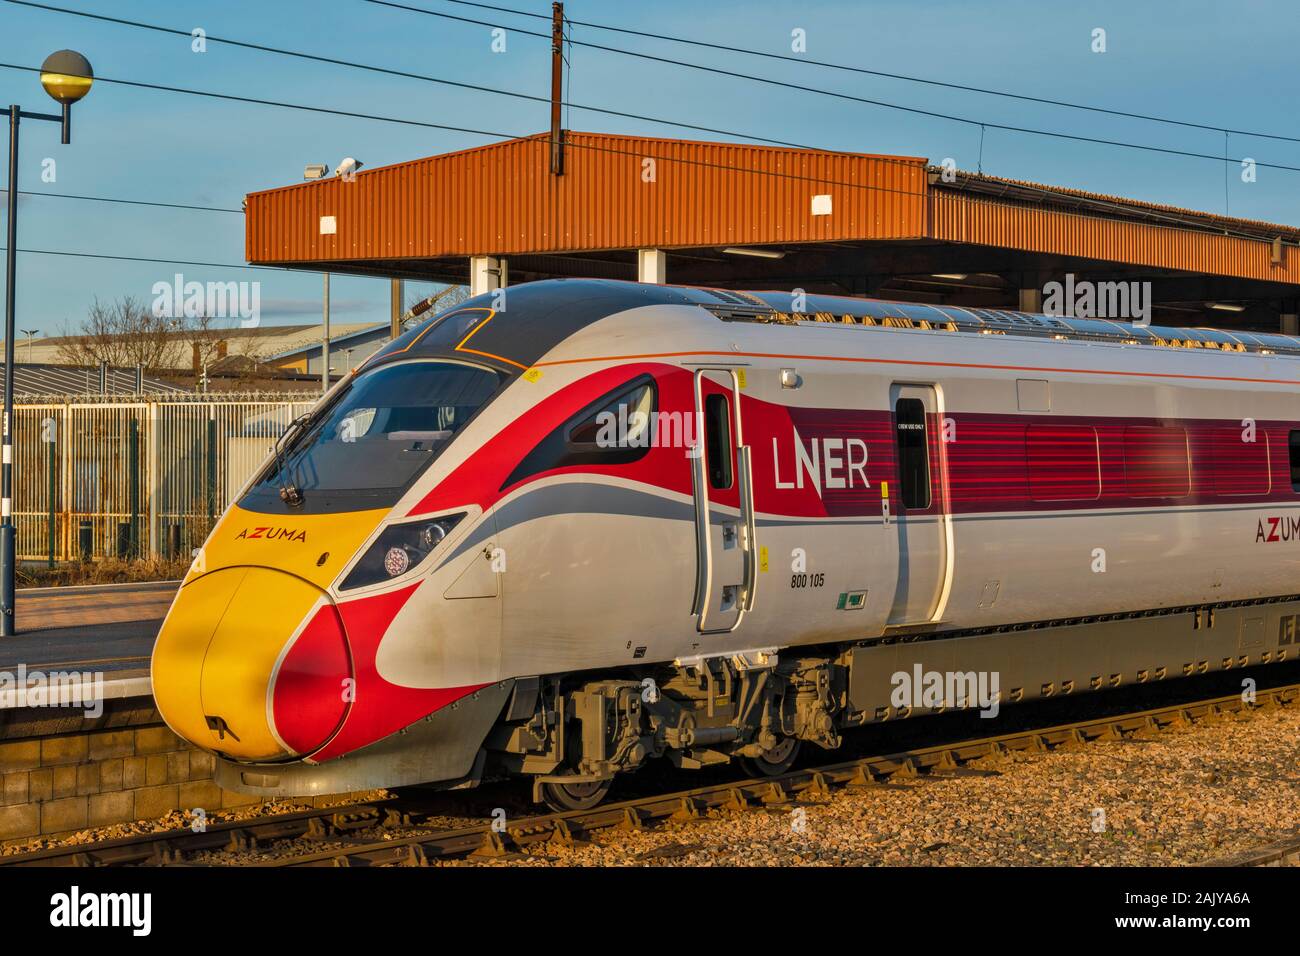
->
500;376;657;490
568;382;655;449
1123;426;1190;498
404;308;490;353
1291;431;1300;492
704;393;733;489
1205;426;1270;496
252;360;502;500
1025;424;1101;501
894;398;930;509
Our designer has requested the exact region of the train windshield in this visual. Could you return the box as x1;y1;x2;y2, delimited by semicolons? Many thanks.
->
247;360;504;510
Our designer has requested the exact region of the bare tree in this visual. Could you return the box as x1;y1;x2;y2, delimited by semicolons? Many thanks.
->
55;296;177;370
55;298;259;382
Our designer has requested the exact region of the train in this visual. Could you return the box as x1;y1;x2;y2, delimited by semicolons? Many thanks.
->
151;278;1300;810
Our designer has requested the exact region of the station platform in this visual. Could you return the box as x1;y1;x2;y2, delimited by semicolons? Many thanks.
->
0;580;175;680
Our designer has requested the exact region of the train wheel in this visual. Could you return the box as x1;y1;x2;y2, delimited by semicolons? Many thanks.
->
538;777;613;813
739;737;801;778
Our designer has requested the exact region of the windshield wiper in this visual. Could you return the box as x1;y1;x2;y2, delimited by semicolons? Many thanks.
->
272;413;313;506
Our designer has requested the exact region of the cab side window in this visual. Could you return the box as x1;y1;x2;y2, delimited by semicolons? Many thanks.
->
501;376;658;490
567;381;655;451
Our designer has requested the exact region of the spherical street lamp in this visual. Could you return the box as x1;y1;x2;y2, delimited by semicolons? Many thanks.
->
38;50;94;144
39;50;94;102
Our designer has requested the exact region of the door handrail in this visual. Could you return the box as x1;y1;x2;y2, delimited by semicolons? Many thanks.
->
691;367;755;634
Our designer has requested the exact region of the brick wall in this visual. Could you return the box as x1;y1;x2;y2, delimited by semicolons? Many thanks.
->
0;724;264;842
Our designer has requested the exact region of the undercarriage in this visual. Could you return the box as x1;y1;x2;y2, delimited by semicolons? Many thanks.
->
484;647;849;811
484;595;1299;810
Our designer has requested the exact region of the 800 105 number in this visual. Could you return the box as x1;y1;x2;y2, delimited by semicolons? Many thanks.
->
791;573;825;589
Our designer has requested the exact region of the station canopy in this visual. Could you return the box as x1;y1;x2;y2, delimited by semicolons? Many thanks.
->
245;131;1300;332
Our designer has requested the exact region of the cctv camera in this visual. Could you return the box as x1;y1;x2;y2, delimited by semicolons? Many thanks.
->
335;157;364;180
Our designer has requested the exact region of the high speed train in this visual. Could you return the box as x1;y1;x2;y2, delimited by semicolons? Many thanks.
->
151;279;1300;810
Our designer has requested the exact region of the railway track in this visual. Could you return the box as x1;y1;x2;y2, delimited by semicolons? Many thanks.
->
0;801;399;867
264;681;1300;867
3;680;1296;868
1199;834;1300;867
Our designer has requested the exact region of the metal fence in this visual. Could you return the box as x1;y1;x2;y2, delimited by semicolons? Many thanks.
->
11;394;317;563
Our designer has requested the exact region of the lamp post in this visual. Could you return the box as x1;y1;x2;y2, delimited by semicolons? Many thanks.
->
322;272;330;396
3;50;93;636
20;329;38;364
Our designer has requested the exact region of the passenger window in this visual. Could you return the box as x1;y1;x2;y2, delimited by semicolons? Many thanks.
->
1025;424;1101;501
1206;427;1270;496
567;382;654;450
1290;431;1300;492
500;376;657;490
894;397;931;509
704;393;733;489
1123;426;1190;498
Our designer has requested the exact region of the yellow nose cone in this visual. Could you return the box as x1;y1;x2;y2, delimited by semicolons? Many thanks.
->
152;567;339;761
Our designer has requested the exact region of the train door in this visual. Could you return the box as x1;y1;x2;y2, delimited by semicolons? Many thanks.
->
887;384;951;625
691;368;756;634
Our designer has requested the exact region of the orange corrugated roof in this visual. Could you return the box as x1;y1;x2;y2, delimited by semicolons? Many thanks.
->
243;131;1300;285
948;168;1300;240
245;131;929;262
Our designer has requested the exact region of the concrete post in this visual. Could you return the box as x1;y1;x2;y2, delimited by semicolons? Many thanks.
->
470;256;507;297
637;248;667;284
1018;286;1042;313
322;273;331;393
389;278;402;340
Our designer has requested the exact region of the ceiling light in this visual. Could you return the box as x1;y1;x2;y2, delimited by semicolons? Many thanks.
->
931;273;968;280
722;247;785;259
1208;302;1246;312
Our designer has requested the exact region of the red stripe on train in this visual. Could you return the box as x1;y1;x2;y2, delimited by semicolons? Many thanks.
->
409;365;1300;521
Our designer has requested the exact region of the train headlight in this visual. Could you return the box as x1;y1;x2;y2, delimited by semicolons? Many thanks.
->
383;547;410;578
342;513;465;590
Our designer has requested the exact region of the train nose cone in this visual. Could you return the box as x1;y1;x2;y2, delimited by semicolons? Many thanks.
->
152;567;351;762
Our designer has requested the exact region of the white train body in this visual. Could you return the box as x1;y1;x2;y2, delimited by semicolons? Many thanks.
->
151;280;1300;805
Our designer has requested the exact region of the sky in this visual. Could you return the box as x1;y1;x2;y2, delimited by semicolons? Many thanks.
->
2;0;1300;339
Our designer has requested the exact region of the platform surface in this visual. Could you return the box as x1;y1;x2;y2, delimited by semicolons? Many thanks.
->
0;580;177;673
